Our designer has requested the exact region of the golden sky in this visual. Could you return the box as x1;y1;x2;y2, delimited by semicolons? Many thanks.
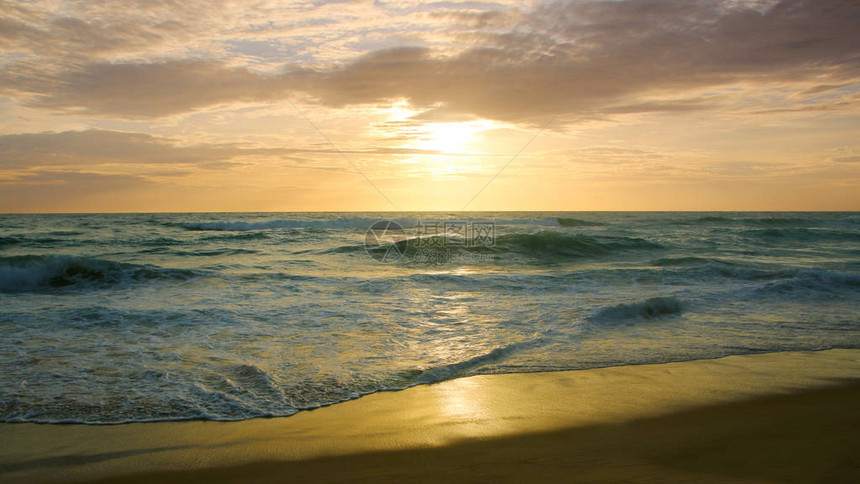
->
1;0;858;212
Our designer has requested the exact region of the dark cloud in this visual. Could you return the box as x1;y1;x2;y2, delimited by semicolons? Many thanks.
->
833;155;860;163
7;0;860;121
30;61;285;118
297;0;860;121
0;2;180;58
428;8;522;29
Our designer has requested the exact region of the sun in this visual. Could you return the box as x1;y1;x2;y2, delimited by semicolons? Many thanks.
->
408;121;496;176
415;123;476;153
411;120;498;154
383;100;499;177
385;100;494;154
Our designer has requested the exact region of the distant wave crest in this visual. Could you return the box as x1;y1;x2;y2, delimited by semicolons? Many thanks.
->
179;218;419;231
179;217;566;232
556;217;604;227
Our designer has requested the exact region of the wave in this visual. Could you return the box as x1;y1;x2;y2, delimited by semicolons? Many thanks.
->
679;214;860;228
171;248;259;257
651;257;780;280
1;339;544;424
752;269;860;297
0;236;20;248
179;217;571;232
741;228;860;243
357;231;663;262
179;217;421;231
589;297;684;324
494;232;662;258
0;236;67;247
0;255;197;293
694;216;733;223
742;216;816;227
492;218;559;226
200;232;270;241
226;364;284;401
653;256;718;266
556;217;604;227
688;263;781;281
322;244;373;255
411;339;545;384
137;237;186;247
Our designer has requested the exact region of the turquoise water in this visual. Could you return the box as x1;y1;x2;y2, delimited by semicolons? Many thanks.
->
1;212;859;423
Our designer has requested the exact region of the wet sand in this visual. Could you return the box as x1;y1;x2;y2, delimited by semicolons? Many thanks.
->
1;349;858;483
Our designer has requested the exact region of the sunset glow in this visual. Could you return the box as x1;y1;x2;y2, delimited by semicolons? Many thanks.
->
0;0;858;212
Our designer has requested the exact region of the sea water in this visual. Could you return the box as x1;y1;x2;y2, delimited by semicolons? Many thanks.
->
1;212;858;423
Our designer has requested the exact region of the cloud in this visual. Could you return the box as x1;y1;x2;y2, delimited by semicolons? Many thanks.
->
428;8;524;29
3;0;859;123
295;0;860;121
28;61;286;118
0;129;248;168
0;129;448;170
0;0;197;79
833;155;860;163
0;170;148;188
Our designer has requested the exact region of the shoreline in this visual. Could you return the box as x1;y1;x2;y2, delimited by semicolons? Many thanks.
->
1;349;858;482
10;347;855;427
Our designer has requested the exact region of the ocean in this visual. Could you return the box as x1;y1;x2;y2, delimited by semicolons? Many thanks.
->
1;212;858;424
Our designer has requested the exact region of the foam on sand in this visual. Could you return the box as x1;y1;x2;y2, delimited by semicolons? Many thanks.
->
1;349;858;483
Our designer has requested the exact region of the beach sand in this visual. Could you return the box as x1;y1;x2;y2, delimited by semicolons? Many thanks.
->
1;349;858;483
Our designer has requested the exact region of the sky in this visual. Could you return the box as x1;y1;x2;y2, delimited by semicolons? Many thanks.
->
0;0;858;212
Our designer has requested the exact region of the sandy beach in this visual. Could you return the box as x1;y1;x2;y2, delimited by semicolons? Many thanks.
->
1;349;858;483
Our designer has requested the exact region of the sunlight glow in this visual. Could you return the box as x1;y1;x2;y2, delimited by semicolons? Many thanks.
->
412;121;495;154
383;100;501;178
388;99;416;122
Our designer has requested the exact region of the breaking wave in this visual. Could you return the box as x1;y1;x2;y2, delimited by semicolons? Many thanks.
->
494;232;663;258
589;297;684;324
411;339;546;384
342;231;663;262
0;255;197;293
3;211;859;424
752;269;860;297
